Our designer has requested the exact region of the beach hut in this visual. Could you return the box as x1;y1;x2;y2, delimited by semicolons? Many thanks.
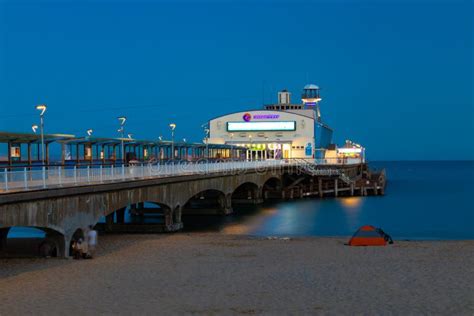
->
348;225;392;246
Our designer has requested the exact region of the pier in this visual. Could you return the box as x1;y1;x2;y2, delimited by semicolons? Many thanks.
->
0;154;384;258
0;84;386;258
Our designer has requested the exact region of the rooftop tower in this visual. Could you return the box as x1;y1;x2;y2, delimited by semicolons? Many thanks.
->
302;84;322;121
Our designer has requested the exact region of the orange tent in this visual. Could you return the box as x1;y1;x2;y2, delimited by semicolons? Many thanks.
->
348;225;390;246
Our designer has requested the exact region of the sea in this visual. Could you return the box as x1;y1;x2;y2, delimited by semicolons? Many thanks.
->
8;161;474;240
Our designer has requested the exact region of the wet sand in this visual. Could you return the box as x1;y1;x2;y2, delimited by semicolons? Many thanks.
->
0;233;473;315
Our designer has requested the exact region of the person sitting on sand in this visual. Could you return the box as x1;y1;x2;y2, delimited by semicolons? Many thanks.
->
71;240;81;259
73;238;87;259
87;225;98;258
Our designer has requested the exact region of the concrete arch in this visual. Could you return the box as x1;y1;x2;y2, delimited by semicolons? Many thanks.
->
182;189;229;215
262;177;283;200
231;182;260;203
0;226;66;258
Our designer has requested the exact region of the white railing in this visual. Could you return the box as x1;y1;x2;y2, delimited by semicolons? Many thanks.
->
0;158;363;193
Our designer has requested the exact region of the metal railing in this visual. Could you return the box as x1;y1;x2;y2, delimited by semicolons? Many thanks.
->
0;158;363;193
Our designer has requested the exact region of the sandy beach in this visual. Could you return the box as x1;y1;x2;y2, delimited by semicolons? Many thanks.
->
0;233;473;315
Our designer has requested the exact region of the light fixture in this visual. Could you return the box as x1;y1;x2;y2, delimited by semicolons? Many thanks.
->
35;104;47;116
87;129;93;136
169;123;176;130
32;124;38;134
118;116;127;126
128;134;133;139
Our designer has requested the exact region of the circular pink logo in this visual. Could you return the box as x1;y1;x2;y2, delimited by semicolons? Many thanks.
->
243;113;251;122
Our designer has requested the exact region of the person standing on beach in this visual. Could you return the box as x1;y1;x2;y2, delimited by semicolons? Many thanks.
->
87;225;98;258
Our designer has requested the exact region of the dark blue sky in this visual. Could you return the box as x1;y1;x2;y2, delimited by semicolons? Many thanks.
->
0;0;472;160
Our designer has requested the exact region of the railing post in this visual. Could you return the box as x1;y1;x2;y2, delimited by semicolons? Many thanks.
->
100;165;103;182
87;165;90;183
4;168;8;191
73;165;77;184
141;163;145;177
121;164;125;179
111;165;114;178
42;166;46;189
23;167;28;190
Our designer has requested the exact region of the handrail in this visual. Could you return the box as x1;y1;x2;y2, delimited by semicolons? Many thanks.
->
0;158;364;193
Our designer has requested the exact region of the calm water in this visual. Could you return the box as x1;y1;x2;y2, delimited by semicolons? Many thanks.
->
8;161;474;240
184;161;474;240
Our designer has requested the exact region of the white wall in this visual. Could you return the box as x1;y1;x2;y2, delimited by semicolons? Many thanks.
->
208;110;315;158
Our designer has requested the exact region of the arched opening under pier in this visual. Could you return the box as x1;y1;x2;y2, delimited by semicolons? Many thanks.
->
182;189;229;216
231;182;261;205
262;177;283;200
95;202;175;233
0;226;64;258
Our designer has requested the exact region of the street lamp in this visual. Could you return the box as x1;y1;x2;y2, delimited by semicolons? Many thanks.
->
230;133;234;159
117;116;126;163
127;134;133;139
204;128;210;159
248;134;253;161
87;129;93;137
31;125;38;134
169;123;176;161
35;104;47;165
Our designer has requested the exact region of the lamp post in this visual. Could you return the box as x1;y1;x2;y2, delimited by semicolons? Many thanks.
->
204;128;210;159
248;134;252;161
86;129;93;137
35;104;47;165
230;133;234;159
117;116;126;163
169;123;176;161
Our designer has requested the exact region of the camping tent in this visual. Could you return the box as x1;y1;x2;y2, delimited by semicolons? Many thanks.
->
348;225;392;246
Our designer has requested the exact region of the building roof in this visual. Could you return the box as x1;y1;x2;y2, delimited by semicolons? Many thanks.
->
304;84;319;90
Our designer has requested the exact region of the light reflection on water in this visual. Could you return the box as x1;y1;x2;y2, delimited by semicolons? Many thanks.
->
186;161;474;240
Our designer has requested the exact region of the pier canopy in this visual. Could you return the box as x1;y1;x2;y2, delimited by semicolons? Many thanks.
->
0;131;246;168
0;131;75;166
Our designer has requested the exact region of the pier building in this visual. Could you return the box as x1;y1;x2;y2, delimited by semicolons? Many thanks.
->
207;84;335;160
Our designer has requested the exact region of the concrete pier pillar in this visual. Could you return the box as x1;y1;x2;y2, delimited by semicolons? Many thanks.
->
334;179;338;197
224;194;233;214
163;205;181;232
318;178;323;198
105;213;114;232
254;187;263;204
